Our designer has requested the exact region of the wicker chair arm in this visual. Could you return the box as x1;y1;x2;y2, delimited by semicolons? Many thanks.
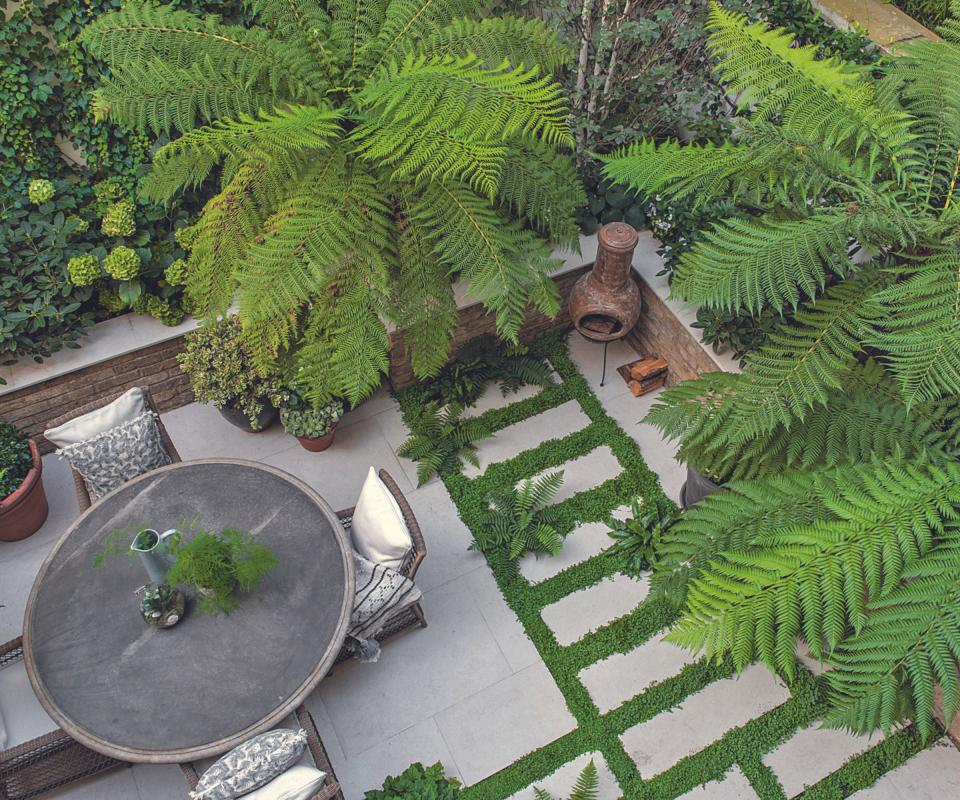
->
179;761;200;790
0;636;24;669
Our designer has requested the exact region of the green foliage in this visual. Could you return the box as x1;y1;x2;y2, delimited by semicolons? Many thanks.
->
605;496;675;577
67;255;102;287
278;395;344;438
177;317;280;429
479;470;565;561
0;420;32;500
100;199;135;237
81;0;583;405
893;0;950;28
102;244;140;280
165;525;278;615
28;179;54;205
533;761;598;800
604;3;960;737
364;762;461;800
422;335;556;407
396;402;493;486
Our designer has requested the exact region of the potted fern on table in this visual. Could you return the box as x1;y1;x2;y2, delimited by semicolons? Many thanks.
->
601;1;960;740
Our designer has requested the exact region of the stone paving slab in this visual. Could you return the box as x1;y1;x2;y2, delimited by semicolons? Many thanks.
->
566;333;639;404
519;507;628;585
506;752;621;800
764;723;882;798
464;400;591;478
524;445;623;505
541;574;650;647
850;740;960;799
620;664;791;779
676;766;758;799
464;377;557;418
579;628;700;713
435;661;577;786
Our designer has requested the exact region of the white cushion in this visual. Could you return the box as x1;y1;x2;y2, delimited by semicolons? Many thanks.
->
0;659;57;748
45;387;145;447
349;467;412;571
243;765;328;800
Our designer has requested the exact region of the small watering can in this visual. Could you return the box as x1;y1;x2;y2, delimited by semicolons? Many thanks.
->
130;528;178;584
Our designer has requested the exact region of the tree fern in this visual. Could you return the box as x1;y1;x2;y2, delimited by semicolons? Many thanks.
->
478;470;565;561
82;0;578;404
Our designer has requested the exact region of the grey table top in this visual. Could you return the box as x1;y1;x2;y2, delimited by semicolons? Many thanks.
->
23;459;355;763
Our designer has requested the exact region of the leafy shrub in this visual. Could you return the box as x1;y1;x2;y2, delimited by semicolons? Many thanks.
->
397;403;493;486
364;762;460;800
177;318;280;430
278;395;344;439
606;496;675;576
422;335;555;407
0;420;33;500
478;471;565;561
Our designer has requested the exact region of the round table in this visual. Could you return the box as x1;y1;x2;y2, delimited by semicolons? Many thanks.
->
22;459;355;764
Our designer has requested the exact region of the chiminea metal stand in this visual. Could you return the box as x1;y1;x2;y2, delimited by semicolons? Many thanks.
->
568;222;642;385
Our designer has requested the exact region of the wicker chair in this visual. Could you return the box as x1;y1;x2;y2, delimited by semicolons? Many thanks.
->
0;637;125;800
44;387;181;513
334;469;427;664
180;706;343;800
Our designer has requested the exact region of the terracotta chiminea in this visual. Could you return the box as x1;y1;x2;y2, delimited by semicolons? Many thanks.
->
569;222;641;341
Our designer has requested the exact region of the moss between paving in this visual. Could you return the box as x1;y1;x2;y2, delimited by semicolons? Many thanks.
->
396;333;933;800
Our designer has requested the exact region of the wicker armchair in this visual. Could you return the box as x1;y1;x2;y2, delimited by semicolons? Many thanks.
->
0;637;125;800
180;706;344;800
334;469;427;663
44;387;181;513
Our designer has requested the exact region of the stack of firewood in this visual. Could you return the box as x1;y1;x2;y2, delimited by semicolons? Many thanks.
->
618;356;668;396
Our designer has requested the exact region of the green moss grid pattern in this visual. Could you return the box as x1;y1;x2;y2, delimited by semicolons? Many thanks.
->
396;332;940;800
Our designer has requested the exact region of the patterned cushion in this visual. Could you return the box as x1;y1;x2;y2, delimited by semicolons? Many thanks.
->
346;553;422;661
57;412;171;501
190;728;307;800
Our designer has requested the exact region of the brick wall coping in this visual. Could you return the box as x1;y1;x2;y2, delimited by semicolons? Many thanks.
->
811;0;939;52
1;236;600;396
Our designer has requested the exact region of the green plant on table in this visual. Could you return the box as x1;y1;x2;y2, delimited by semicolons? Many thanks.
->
277;391;344;439
478;470;565;562
600;0;960;739
397;403;493;486
422;335;555;407
533;760;598;800
165;526;278;615
177;317;280;430
0;420;32;500
80;0;586;406
364;762;460;800
606;496;674;577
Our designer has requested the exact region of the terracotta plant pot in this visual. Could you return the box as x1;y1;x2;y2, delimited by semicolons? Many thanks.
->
218;400;278;433
296;427;337;452
679;464;724;509
0;440;49;541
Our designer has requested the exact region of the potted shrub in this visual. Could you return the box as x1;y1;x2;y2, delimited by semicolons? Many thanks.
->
276;391;344;452
165;526;278;614
0;420;48;541
177;317;280;432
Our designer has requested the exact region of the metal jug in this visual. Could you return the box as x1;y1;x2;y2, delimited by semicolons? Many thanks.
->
130;528;178;584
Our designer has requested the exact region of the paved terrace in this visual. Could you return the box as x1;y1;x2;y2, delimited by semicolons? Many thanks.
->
1;334;959;799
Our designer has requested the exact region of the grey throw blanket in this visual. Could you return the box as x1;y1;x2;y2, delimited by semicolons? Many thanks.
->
345;553;422;662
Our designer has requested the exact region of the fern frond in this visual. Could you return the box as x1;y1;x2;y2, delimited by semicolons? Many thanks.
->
706;3;917;179
870;252;960;406
411;16;570;72
92;56;286;136
672;210;854;314
825;537;960;740
667;460;960;678
247;0;333;63
328;0;389;69
142;106;341;201
79;5;323;101
359;54;574;149
365;0;485;70
569;761;599;800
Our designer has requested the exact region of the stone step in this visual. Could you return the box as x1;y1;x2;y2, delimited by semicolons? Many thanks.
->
850;740;960;799
521;445;623;505
541;574;650;647
578;629;700;714
464;375;559;418
676;766;758;799
505;752;621;800
518;506;629;585
463;401;591;478
764;723;887;798
619;664;791;779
